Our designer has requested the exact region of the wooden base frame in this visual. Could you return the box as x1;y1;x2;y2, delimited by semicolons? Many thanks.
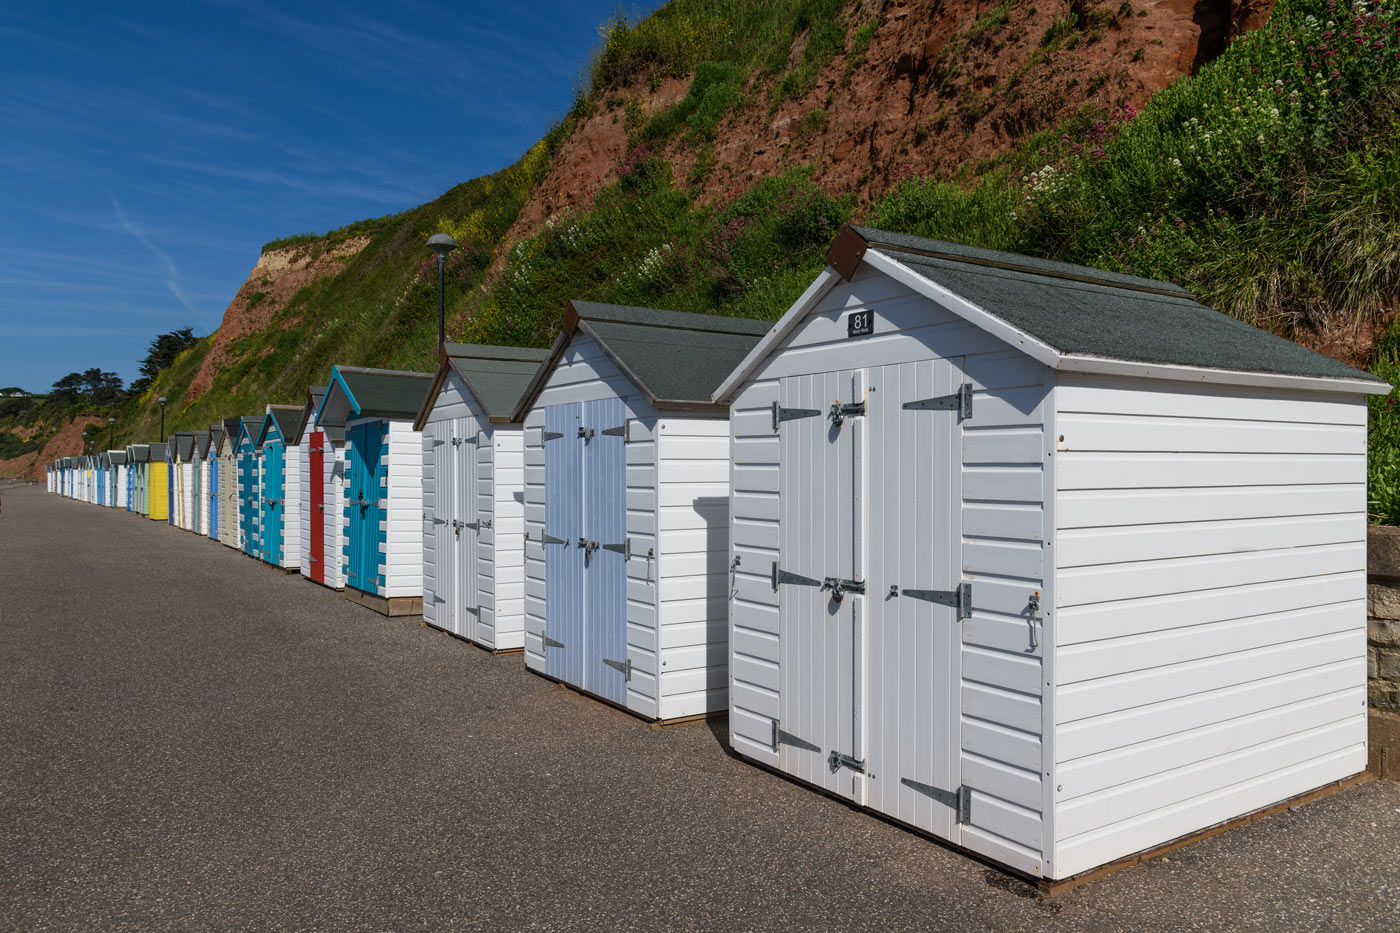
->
344;587;422;617
527;668;725;727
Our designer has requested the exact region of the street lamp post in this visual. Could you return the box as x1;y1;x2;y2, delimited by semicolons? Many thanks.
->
427;233;457;351
158;396;168;439
108;417;115;449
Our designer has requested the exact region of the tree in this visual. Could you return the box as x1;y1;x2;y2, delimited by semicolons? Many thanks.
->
130;327;197;393
50;372;85;405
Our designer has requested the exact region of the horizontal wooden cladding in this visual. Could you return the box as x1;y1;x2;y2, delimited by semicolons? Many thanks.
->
963;427;1045;466
1055;716;1365;842
1057;452;1364;490
1058;593;1364;684
1056;687;1363;800
1057;483;1363;529
1055;373;1368;426
1057;541;1365;607
964;466;1044;503
1057;571;1364;646
1052;744;1364;879
964;503;1043;541
1056;627;1363;724
1057;513;1363;569
1056;413;1364;455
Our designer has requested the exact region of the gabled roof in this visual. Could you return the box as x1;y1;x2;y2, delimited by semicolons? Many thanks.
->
413;343;550;430
208;424;224;452
149;443;168;460
109;450;127;465
191;431;211;458
258;407;302;448
174;432;195;461
128;444;150;463
235;416;261;448
513;301;770;419
316;365;433;428
716;225;1388;399
294;385;332;442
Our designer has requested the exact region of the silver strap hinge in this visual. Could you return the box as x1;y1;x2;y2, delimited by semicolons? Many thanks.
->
901;779;972;823
542;431;563;441
601;537;631;558
602;656;632;680
542;634;565;648
897;581;972;619
463;606;479;616
772;402;822;431
540;530;566;545
600;421;629;441
772;562;822;590
771;721;821;753
903;383;973;421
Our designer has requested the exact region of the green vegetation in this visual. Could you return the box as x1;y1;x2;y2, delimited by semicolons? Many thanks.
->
119;0;1400;521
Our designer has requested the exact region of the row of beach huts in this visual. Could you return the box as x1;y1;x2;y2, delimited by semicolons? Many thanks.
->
42;226;1389;884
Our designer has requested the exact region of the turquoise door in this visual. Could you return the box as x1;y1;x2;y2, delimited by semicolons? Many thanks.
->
347;421;386;594
263;440;285;564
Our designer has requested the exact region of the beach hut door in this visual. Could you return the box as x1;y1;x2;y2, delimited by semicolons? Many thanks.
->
775;369;867;804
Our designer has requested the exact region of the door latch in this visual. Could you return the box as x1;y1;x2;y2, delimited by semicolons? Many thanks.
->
828;751;866;774
823;577;866;601
828;400;866;427
578;538;600;563
577;427;595;440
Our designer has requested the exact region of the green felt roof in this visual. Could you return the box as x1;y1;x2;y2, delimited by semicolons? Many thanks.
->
259;407;302;448
855;226;1384;385
523;301;769;414
441;343;550;422
294;385;329;441
333;367;434;421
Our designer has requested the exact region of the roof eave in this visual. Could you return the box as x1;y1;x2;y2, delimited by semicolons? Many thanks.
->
1053;354;1391;395
511;309;579;421
412;358;451;432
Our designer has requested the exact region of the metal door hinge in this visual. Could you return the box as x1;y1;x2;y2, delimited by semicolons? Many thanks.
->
773;562;822;590
577;427;595;439
903;383;973;421
542;634;565;648
772;402;822;431
600;421;629;441
601;537;631;558
829;751;866;774
898;581;972;619
602;656;632;680
540;530;566;545
771;721;821;754
542;431;563;441
463;606;479;616
901;779;972;823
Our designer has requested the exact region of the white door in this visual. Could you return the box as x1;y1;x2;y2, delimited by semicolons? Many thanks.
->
865;357;967;842
775;369;866;804
455;417;481;643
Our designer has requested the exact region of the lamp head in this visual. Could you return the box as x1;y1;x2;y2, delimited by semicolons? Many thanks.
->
427;233;457;260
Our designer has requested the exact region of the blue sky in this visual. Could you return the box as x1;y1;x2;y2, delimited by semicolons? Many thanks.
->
0;0;659;393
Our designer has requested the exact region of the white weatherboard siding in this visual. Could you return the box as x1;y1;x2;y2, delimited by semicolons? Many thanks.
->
198;460;210;532
523;332;730;720
384;420;424;599
181;461;194;530
491;427;526;649
1049;372;1368;879
727;264;1050;877
218;445;238;549
276;442;302;570
299;433;312;578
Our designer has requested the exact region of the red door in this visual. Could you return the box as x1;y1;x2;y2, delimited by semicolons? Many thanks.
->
310;431;325;584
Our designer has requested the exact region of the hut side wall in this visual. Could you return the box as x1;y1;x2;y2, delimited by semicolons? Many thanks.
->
384;420;424;599
1049;372;1369;879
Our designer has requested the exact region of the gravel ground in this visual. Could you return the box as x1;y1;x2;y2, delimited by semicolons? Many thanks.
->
2;485;1398;931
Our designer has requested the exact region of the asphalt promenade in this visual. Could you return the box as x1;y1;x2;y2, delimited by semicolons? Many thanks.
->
2;485;1397;931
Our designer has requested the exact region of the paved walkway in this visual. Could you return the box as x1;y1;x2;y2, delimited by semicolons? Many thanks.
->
2;485;1397;931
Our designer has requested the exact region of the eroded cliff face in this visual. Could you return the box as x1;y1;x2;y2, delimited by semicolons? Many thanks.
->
0;415;106;481
508;0;1273;245
187;236;370;401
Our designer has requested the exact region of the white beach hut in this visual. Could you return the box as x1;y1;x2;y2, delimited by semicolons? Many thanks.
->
296;386;346;590
712;224;1388;882
514;301;768;723
415;342;549;651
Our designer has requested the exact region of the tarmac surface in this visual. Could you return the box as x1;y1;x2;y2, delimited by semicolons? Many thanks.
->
2;484;1398;931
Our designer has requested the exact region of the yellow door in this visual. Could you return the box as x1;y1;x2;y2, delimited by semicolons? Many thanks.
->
149;462;170;521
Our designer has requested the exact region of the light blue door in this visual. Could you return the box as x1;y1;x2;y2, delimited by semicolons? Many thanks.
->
239;439;258;554
543;404;582;683
263;440;285;564
582;397;629;705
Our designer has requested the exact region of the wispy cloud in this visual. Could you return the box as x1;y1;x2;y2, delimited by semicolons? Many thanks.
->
110;196;198;316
